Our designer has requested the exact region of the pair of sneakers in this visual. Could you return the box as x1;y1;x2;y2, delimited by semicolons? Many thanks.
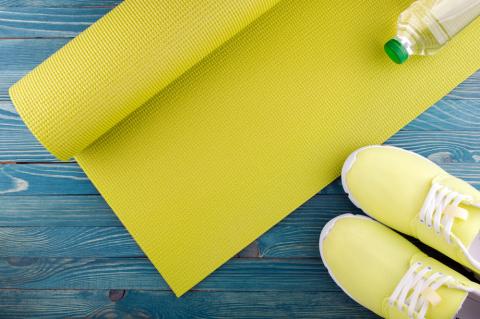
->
319;145;480;319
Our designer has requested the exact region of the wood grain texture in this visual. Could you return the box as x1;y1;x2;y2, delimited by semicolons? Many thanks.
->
402;99;480;131
0;290;377;319
447;71;480;100
0;195;119;226
0;163;96;195
1;192;480;266
0;7;112;38
0;194;350;227
0;226;141;257
0;195;355;258
0;257;330;291
0;101;67;162
1;192;479;260
0;162;478;196
0;1;120;7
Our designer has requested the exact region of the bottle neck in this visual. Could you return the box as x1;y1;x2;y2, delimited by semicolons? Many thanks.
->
395;35;414;56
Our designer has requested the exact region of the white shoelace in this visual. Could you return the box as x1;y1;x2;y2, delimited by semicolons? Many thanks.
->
419;183;472;243
388;262;467;319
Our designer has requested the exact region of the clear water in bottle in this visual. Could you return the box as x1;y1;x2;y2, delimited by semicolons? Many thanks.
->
385;0;480;64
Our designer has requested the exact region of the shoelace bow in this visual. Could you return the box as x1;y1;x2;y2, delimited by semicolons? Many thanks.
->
419;183;473;243
388;262;462;319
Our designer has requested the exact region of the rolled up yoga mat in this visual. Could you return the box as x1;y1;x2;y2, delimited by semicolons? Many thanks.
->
9;0;480;296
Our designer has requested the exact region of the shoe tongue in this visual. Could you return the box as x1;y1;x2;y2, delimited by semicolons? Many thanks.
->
434;175;480;248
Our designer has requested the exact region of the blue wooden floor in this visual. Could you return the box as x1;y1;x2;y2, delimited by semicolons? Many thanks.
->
0;1;479;318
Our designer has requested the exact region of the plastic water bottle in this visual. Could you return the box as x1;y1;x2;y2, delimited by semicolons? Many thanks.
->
385;0;480;64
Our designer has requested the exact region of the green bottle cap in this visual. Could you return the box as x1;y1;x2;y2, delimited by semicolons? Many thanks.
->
384;38;409;64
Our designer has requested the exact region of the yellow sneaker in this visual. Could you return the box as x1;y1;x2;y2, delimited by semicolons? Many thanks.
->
342;145;480;275
319;214;480;319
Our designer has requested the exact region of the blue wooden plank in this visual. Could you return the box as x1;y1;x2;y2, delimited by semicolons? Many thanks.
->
1;255;467;293
402;99;480;131
0;257;330;291
0;194;347;228
0;162;480;199
0;194;353;228
0;195;356;258
0;162;472;197
0;39;67;101
0;163;97;195
386;130;480;163
448;70;480;99
0;289;378;319
0;39;65;69
257;196;358;258
0;194;358;258
0;226;141;257
0;1;121;7
0;7;112;38
0;162;477;196
385;131;480;163
1;190;478;259
0;101;67;162
0;195;119;226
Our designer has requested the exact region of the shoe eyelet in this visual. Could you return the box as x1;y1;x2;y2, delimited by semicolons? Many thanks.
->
427;224;432;228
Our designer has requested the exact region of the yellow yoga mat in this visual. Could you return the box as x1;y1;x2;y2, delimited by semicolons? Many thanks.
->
9;0;480;296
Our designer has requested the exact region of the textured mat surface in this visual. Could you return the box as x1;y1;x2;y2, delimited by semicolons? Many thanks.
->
9;0;480;296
